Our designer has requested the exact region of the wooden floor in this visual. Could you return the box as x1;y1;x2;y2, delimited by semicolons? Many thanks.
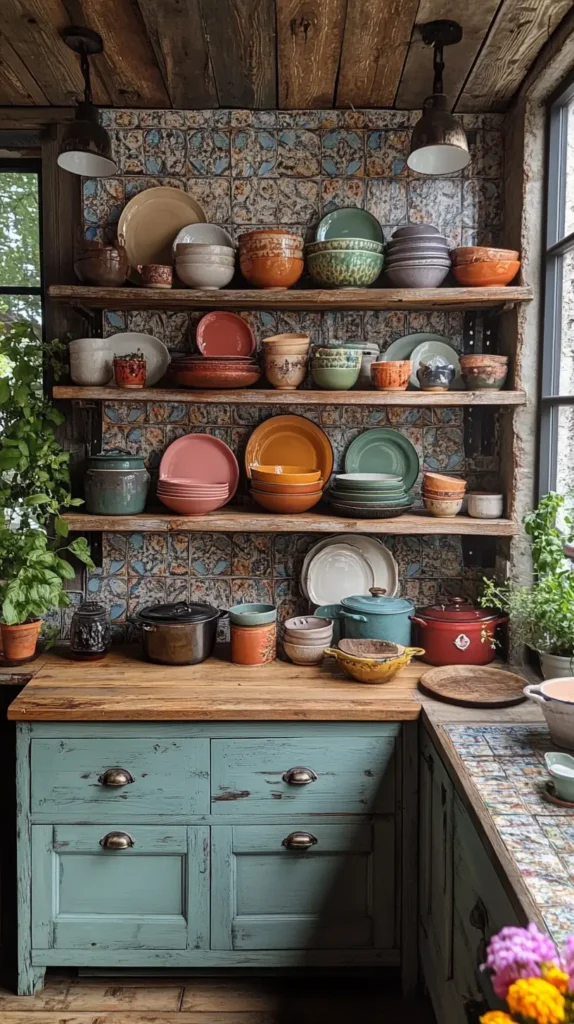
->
0;971;432;1023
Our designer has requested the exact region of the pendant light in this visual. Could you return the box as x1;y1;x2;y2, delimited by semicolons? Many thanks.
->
407;20;470;176
57;27;117;178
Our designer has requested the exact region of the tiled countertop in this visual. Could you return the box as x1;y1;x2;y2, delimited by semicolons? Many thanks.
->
446;724;574;945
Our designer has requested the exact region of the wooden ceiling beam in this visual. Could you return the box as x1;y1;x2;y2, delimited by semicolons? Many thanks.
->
61;0;169;107
457;0;574;112
0;33;48;105
336;0;419;109
136;0;217;109
395;1;500;111
277;0;347;109
200;0;276;108
2;0;93;106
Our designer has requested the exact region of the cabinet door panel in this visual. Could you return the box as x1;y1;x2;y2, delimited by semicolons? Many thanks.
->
31;825;209;952
211;821;395;952
419;732;454;976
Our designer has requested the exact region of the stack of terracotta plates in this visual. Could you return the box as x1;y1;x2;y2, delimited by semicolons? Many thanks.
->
158;434;239;515
170;311;260;389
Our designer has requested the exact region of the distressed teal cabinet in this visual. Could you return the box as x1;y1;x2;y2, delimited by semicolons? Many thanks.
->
17;721;415;995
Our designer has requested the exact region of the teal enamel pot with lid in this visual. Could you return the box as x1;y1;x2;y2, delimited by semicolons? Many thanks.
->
339;587;414;646
84;449;150;515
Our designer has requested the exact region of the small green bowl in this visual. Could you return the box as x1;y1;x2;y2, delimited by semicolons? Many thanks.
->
312;365;361;390
329;488;408;503
228;603;277;626
306;238;384;255
307;250;384;288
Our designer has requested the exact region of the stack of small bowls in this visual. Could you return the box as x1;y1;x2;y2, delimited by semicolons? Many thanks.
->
305;238;384;288
74;240;128;286
249;465;323;514
283;616;333;666
311;347;362;390
262;333;310;391
239;230;304;289
422;472;466;518
450;246;520;287
385;225;451;288
175;242;236;289
327;472;414;518
157;478;230;516
228;603;277;667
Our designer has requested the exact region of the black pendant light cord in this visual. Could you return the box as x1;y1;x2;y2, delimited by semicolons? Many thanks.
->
433;41;445;95
80;47;93;105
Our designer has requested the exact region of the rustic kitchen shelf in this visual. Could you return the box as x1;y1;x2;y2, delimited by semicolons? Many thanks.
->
49;284;533;312
63;509;518;535
54;386;527;406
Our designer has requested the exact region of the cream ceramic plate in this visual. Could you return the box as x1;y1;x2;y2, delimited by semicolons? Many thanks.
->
106;332;171;387
302;534;399;606
118;187;206;267
173;223;234;254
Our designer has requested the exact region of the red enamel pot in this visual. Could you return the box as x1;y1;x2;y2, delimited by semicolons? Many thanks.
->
410;597;508;666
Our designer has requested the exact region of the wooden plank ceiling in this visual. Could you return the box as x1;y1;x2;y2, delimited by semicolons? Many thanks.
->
0;0;572;111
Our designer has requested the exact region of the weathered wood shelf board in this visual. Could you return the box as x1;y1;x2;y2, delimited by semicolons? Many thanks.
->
63;509;518;536
49;284;533;312
54;386;527;407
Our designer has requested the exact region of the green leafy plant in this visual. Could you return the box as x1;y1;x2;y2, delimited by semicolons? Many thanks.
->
0;530;94;625
481;492;574;657
114;350;145;361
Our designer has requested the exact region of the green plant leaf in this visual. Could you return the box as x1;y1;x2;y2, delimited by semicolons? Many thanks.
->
54;516;69;537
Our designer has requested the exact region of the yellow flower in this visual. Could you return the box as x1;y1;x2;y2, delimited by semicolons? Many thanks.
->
480;1012;514;1024
544;967;570;994
507;977;565;1024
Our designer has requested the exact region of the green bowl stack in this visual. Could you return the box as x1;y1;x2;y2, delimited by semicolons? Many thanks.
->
306;209;385;288
327;472;414;519
311;346;362;390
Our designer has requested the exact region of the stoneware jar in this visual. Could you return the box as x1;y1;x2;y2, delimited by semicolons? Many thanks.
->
231;621;277;665
84;449;150;515
69;602;112;661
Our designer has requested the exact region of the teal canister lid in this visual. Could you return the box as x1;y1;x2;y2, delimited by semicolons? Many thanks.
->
341;587;414;616
87;449;146;471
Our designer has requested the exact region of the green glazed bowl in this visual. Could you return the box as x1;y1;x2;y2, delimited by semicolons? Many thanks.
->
312;365;361;390
334;473;403;491
307;250;384;288
329;489;408;503
312;354;362;369
228;603;277;626
306;238;384;255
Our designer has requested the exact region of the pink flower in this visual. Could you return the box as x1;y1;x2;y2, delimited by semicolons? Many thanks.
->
563;936;574;989
483;924;558;1001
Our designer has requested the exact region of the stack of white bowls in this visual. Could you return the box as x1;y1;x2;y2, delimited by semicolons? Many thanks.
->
282;616;334;666
175;243;236;290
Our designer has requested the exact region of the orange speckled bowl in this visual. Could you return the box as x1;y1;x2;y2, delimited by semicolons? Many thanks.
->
249;488;323;513
371;360;411;391
250;477;324;495
450;246;519;265
251;465;321;485
240;254;304;289
423;472;466;493
452;260;520;287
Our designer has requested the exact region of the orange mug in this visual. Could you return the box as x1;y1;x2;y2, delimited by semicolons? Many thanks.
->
231;622;276;665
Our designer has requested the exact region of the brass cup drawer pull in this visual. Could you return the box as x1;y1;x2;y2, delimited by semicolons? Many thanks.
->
99;831;135;850
282;766;318;785
98;767;135;787
282;831;318;851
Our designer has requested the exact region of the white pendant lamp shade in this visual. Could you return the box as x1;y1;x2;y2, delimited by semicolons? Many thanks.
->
57;27;117;178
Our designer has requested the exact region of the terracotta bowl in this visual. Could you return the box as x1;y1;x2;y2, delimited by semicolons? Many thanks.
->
371;360;411;391
249;488;323;513
251;465;321;485
239;229;303;245
74;247;128;286
252;477;324;495
170;367;261;388
240;242;303;260
240;254;304;289
423;472;466;493
452;261;521;287
450;246;520;265
460;354;508;368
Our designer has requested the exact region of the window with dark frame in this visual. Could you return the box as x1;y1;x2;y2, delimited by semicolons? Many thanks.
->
0;157;42;334
540;77;574;497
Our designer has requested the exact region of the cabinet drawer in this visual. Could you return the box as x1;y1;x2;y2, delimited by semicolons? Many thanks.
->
211;734;397;816
31;824;209;951
30;738;209;817
211;821;395;951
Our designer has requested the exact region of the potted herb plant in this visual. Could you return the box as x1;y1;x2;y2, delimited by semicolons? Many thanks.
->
113;349;146;388
0;318;95;661
481;492;574;677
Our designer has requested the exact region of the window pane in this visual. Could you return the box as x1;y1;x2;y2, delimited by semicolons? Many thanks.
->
558;247;574;395
566;97;574;237
556;405;574;495
0;293;42;329
0;172;40;287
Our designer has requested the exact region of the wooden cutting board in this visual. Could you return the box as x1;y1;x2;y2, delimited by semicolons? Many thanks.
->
418;665;527;708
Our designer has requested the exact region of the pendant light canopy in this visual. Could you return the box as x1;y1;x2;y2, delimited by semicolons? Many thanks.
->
407;20;470;176
57;27;116;178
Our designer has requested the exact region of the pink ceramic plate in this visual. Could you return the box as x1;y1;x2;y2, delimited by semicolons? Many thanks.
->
159;477;228;488
158;493;229;515
159;434;239;497
196;312;255;358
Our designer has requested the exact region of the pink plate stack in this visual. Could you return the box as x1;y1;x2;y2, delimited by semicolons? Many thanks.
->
158;433;239;515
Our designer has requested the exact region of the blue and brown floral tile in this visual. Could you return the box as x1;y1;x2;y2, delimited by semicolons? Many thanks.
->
408;178;462;246
365;179;408;227
231;129;277;177
189;577;231;609
83;178;124;241
276;130;321;177
232;179;278;223
167;534;190;576
146;401;188;425
231;110;277;128
363;310;407;348
102;533;128;576
423;426;465;473
365;131;409;177
123;176;185;200
189;535;232;577
274;578;308;623
128;533;168;576
110;129;145;174
87;576;128;622
103;311;127;337
186;179;231;222
321;129;365;177
103;401;146;426
232;533;272;577
462;178;502;228
142;128;186;175
187;130;230;176
277;178;321;225
320;177;365;214
230;578;274;605
273;534;316;580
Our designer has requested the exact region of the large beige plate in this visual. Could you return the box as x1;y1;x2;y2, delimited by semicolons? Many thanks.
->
118;187;206;268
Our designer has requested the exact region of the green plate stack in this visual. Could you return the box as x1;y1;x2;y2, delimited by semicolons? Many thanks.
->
327;472;414;519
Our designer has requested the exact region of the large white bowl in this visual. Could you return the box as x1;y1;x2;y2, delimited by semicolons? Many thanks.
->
70;348;112;386
176;253;235;267
176;261;235;289
524;678;574;749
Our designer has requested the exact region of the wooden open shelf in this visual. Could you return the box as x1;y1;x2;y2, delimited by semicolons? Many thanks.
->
54;386;527;406
49;284;533;313
63;508;518;536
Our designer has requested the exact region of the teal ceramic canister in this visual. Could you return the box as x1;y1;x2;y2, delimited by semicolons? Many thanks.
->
84;449;150;515
339;587;414;646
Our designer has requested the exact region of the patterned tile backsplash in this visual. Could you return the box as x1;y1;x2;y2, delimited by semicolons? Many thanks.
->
69;106;504;642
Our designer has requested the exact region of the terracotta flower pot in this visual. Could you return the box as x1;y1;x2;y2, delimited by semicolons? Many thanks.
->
1;619;42;664
113;357;147;389
231;621;277;665
371;360;411;391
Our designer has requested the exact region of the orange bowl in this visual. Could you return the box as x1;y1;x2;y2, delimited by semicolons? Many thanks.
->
251;465;321;485
423;472;466;492
251;477;324;495
452;260;520;287
450;246;519;265
371;360;411;391
240;254;304;289
249;488;323;513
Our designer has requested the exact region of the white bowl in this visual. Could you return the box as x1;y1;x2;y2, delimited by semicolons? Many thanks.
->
524;679;574;749
175;243;235;258
467;493;504;518
283;640;326;665
70;349;112;386
176;253;235;267
176;262;235;289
